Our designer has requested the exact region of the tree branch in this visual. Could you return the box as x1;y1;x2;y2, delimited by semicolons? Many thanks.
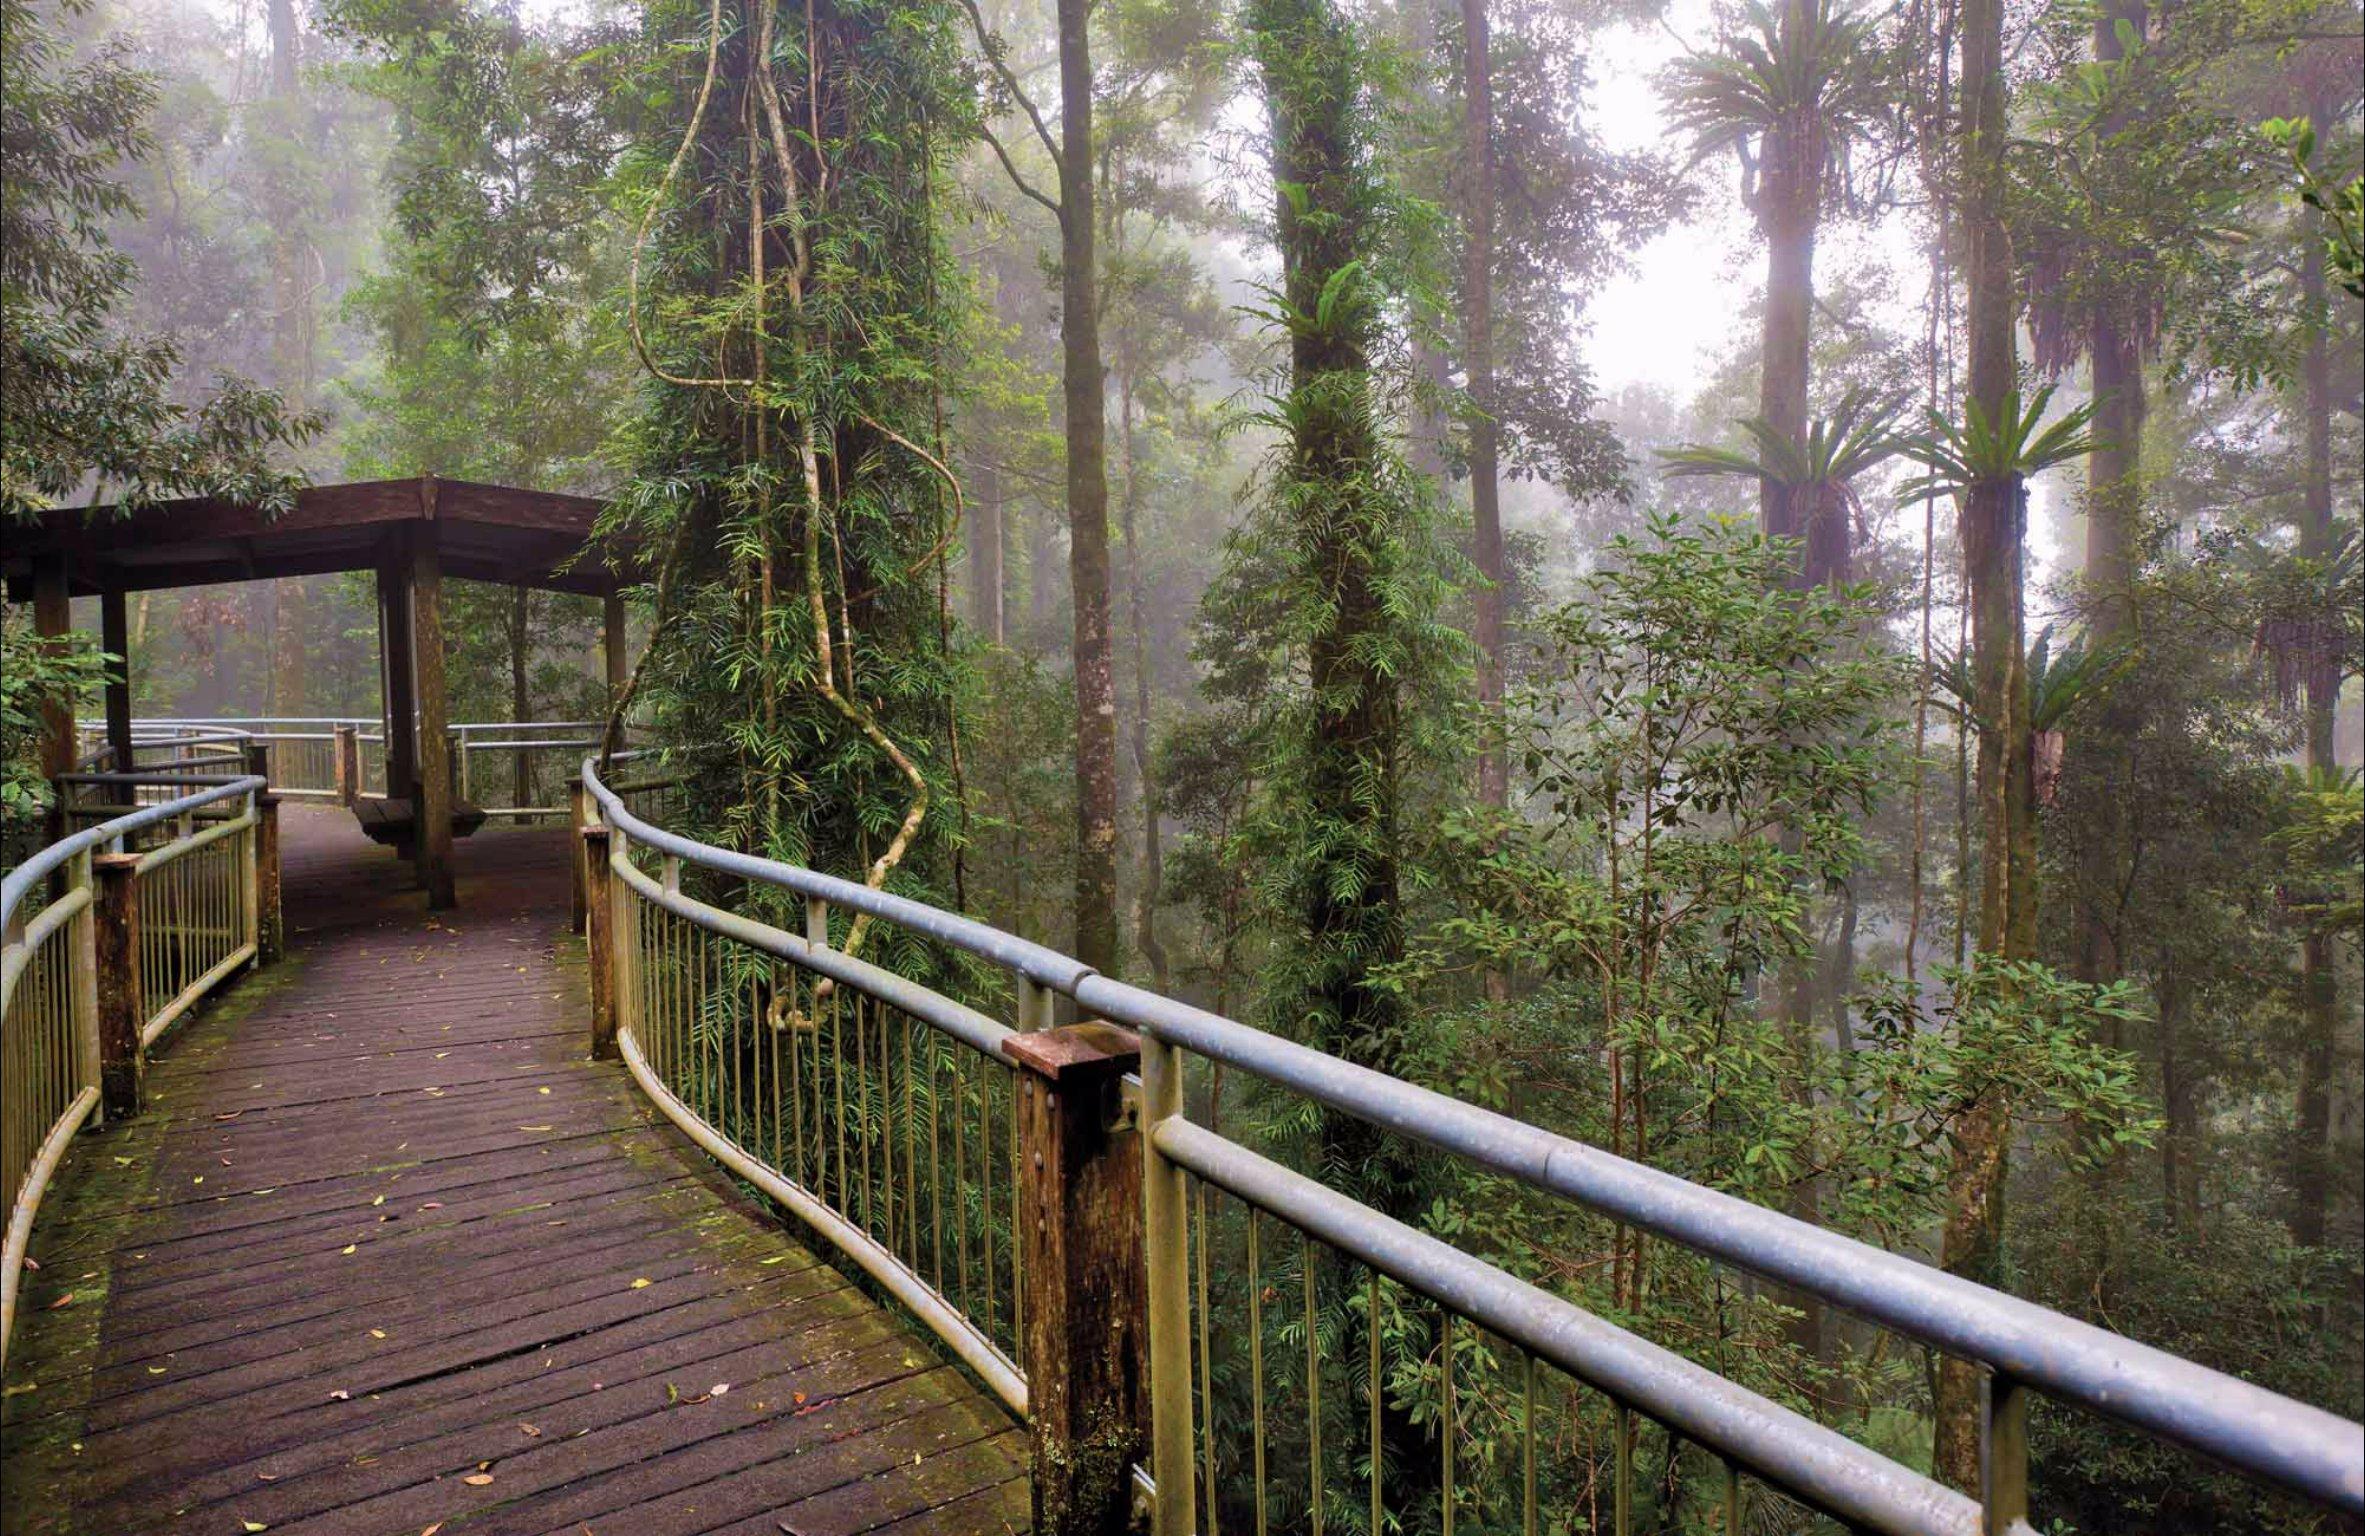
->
979;118;1064;223
955;0;1064;178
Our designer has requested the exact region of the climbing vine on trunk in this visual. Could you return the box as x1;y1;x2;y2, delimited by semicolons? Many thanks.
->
609;0;973;950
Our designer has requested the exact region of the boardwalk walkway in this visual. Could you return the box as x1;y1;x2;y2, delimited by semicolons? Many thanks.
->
1;807;1027;1536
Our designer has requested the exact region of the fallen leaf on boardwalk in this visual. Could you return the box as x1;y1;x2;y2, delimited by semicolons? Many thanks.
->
341;1245;357;1255
253;1188;275;1195
369;1329;386;1339
462;1474;494;1487
328;1390;350;1400
792;1392;807;1406
147;1366;166;1375
113;1157;132;1166
242;1521;268;1531
372;1195;386;1206
519;1423;542;1438
192;1176;203;1185
665;1384;679;1404
518;1125;553;1132
629;1278;651;1290
419;1201;443;1210
709;1383;730;1396
257;1473;278;1482
46;1292;72;1310
215;1110;243;1121
538;1087;552;1095
422;1525;443;1536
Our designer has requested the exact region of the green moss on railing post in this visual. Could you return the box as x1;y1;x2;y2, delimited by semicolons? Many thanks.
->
583;824;616;1059
254;792;283;965
92;853;143;1121
1005;1021;1148;1535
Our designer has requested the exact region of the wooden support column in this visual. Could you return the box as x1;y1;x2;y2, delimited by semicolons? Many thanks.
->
100;582;133;772
582;824;615;1057
32;553;75;782
378;547;417;805
1003;1020;1149;1535
334;722;359;805
603;590;628;707
94;853;144;1120
410;511;457;910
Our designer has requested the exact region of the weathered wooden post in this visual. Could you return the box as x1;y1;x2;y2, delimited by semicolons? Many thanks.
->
254;791;283;965
1003;1018;1149;1535
67;850;101;1109
93;853;144;1119
583;824;616;1059
342;723;365;804
242;739;272;792
567;777;589;933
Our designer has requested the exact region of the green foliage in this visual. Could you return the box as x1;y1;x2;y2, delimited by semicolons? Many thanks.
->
1662;0;1895;214
0;0;316;518
2265;114;2365;299
0;615;110;831
1894;385;2104;503
2273;764;2365;936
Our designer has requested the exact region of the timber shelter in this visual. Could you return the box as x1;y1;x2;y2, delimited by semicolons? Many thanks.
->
2;475;632;909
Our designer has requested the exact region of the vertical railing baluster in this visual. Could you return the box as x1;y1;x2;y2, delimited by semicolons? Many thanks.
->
1141;1021;1197;1536
1982;1372;2030;1536
1250;1207;1267;1536
1305;1233;1323;1536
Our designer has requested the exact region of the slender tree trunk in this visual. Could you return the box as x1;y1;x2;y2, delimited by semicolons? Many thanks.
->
2157;963;2199;1234
1057;0;1119;980
1460;0;1507;814
1934;0;2029;1485
1758;0;1818;571
2075;0;2146;990
510;587;532;807
267;0;311;406
2292;224;2338;1249
1117;370;1170;991
970;458;1005;644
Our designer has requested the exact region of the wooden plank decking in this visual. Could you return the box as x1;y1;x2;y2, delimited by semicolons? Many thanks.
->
1;806;1028;1535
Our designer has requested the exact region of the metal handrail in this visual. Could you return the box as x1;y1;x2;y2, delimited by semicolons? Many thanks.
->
4;778;262;929
3;773;268;1369
580;756;2365;1530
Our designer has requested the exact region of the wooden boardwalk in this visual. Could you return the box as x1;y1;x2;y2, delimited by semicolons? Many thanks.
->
1;807;1027;1536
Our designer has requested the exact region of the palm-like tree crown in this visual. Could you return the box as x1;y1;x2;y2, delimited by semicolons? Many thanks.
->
1662;0;1892;224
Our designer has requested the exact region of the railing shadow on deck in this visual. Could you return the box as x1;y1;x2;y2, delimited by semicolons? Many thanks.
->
575;755;2365;1536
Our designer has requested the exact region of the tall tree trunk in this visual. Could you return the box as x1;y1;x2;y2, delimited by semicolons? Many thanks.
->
1460;0;1507;814
510;586;532;807
1934;0;2030;1485
1057;0;1119;979
2157;962;2199;1234
267;0;311;406
1117;370;1170;991
2075;0;2147;990
2291;222;2338;1249
1758;0;1819;573
970;457;1005;644
273;578;308;718
1252;0;1428;1503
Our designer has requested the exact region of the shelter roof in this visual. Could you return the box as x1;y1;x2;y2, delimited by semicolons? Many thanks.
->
3;476;624;599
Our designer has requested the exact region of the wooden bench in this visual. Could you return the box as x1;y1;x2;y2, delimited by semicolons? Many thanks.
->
353;795;489;855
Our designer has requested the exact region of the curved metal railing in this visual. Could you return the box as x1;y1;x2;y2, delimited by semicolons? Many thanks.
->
579;758;2364;1535
84;717;607;817
1;773;269;1367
